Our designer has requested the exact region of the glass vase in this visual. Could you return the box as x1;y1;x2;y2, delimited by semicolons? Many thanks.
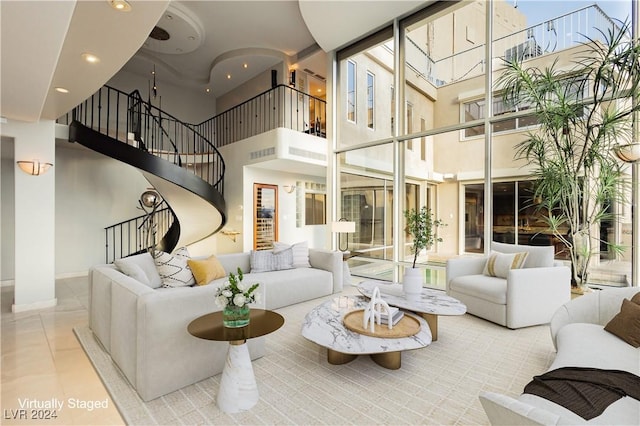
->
222;304;250;328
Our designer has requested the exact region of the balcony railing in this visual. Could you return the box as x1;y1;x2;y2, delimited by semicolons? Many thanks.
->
406;4;625;86
197;84;326;148
60;85;225;195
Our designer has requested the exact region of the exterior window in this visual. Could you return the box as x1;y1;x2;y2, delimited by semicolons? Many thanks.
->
390;85;395;133
462;96;536;137
406;102;413;149
347;60;356;122
305;193;326;225
367;71;375;129
420;118;426;161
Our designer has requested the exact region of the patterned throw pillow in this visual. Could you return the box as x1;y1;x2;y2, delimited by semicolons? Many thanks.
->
482;251;529;279
153;248;195;288
250;249;294;272
273;241;311;268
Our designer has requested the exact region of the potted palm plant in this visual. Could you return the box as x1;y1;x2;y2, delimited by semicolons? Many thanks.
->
495;20;638;290
403;206;445;294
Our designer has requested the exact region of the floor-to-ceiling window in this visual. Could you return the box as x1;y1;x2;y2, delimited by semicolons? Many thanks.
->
334;0;633;289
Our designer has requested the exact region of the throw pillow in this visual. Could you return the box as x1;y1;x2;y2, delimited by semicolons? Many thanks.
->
273;241;311;268
631;292;640;305
250;250;274;273
114;252;162;289
604;298;640;348
187;255;227;286
272;247;294;271
250;249;294;272
153;250;196;288
483;251;529;279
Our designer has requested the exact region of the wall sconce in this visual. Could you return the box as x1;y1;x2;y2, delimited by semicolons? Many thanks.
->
331;218;356;252
16;160;53;176
283;184;296;194
221;230;241;242
614;143;640;163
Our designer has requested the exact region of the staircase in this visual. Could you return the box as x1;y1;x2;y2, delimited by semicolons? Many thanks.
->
65;85;226;262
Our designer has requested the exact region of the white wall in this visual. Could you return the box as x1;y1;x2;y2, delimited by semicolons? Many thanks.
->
107;69;216;124
2;119;56;311
54;140;150;275
1;137;15;282
217;62;289;113
216;128;329;254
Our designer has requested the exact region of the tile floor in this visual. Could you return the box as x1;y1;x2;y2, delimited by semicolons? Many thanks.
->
1;277;124;425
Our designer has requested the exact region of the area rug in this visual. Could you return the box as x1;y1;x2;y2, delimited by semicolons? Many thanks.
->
74;290;556;425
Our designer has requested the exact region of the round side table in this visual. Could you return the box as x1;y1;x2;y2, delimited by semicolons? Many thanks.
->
188;309;284;413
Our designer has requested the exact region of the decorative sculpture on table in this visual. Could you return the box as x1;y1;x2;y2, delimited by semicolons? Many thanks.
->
362;287;394;332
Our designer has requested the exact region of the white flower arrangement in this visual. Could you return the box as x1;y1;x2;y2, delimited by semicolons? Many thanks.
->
214;267;260;309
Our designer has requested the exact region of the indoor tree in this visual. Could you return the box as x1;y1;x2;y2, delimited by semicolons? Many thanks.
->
496;21;640;288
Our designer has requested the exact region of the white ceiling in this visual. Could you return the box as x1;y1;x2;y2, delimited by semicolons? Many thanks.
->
1;0;434;123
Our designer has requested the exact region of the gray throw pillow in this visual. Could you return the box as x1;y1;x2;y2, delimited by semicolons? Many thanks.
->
114;252;162;289
250;249;293;272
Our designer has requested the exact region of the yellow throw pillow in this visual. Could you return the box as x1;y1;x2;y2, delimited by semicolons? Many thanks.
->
187;255;227;286
483;251;529;279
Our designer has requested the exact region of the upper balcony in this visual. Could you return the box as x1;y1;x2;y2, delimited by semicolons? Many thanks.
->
405;4;626;87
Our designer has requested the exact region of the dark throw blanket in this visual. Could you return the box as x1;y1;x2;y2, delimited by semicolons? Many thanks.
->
523;367;640;420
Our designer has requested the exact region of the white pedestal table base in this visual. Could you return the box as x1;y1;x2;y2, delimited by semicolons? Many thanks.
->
216;341;258;413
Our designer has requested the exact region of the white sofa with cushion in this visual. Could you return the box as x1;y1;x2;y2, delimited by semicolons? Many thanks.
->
446;242;571;329
89;247;342;401
480;287;640;425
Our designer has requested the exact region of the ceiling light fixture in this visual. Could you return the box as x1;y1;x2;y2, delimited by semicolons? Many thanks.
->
227;74;231;79
205;88;210;93
81;53;100;64
243;63;248;69
55;87;69;93
109;0;131;12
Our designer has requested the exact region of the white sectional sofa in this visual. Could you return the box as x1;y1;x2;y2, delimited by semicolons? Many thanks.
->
480;287;640;425
88;248;342;401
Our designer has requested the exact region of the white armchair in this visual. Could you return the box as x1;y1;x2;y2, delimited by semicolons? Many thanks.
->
446;241;571;329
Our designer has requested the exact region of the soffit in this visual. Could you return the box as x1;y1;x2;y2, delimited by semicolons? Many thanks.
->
1;0;169;123
298;0;430;52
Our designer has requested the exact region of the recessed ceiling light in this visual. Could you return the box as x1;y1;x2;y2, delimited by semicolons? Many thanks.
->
176;48;183;53
227;74;231;79
317;89;322;93
166;14;173;20
109;0;131;12
55;87;69;93
81;53;100;64
205;88;210;93
188;36;196;41
243;63;248;69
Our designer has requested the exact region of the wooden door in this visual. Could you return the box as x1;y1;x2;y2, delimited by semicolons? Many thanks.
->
254;184;278;250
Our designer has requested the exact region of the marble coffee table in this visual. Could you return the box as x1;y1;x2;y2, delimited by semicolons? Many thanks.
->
357;279;466;341
301;295;432;369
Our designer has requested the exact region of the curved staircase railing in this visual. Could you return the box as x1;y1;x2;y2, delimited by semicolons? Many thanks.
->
104;202;179;264
67;85;225;194
63;85;226;260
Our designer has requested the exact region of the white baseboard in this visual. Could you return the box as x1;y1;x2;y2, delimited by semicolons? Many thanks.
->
55;271;89;279
12;298;58;313
1;271;88;288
